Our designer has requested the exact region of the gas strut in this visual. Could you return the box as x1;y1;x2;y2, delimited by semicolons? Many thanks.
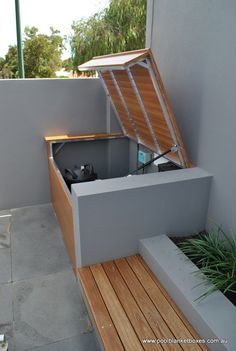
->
129;145;178;175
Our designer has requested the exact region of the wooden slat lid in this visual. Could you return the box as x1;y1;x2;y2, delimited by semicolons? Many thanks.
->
79;49;190;168
79;49;150;71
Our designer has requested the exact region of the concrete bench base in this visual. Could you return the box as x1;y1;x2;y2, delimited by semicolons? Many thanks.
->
139;235;236;351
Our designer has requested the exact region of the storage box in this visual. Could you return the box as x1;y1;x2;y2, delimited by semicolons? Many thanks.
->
45;49;212;273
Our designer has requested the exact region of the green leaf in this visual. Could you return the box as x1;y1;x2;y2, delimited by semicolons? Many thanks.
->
178;226;236;302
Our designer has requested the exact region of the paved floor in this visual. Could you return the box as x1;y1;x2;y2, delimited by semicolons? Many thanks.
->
0;204;100;351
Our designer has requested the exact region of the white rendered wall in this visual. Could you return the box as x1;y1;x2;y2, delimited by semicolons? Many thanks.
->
146;0;236;234
0;78;111;210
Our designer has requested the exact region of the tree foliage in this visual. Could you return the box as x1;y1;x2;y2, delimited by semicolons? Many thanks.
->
70;0;146;72
23;27;63;78
0;46;18;79
0;27;63;78
0;0;146;78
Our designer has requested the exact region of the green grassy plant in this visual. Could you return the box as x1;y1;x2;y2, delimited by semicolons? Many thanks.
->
178;226;236;301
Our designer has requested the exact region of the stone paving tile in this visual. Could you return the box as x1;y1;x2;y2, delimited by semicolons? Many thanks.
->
0;204;96;351
27;332;100;351
0;323;14;351
0;231;11;249
0;248;11;283
11;204;54;223
13;270;92;351
58;332;100;351
11;204;70;281
0;209;12;217
0;210;12;248
0;283;13;324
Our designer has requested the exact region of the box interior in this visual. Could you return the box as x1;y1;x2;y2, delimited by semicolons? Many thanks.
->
52;137;178;191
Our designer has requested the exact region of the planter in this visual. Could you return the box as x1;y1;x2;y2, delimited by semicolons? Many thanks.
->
139;235;236;351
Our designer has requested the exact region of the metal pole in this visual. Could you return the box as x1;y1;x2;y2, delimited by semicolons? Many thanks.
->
15;0;25;78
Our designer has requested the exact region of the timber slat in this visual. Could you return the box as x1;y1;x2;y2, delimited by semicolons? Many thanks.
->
127;256;202;351
103;261;162;351
48;159;76;270
44;132;123;143
102;74;137;139
138;256;209;351
84;49;191;167
91;264;144;351
115;258;181;351
78;255;208;351
79;267;124;351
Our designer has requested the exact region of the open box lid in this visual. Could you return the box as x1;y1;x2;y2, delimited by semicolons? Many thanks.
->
79;49;190;168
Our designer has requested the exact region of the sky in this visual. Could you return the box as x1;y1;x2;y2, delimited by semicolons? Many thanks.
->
0;0;110;58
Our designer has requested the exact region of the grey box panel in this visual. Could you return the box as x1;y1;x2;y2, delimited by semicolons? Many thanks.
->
107;138;130;178
72;167;212;266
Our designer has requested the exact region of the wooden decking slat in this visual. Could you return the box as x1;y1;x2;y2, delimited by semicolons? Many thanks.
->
115;258;182;351
127;256;203;351
138;256;209;351
79;255;208;351
90;264;144;351
102;260;162;351
78;267;124;351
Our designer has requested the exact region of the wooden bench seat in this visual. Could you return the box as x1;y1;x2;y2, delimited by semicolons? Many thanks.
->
78;255;208;351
